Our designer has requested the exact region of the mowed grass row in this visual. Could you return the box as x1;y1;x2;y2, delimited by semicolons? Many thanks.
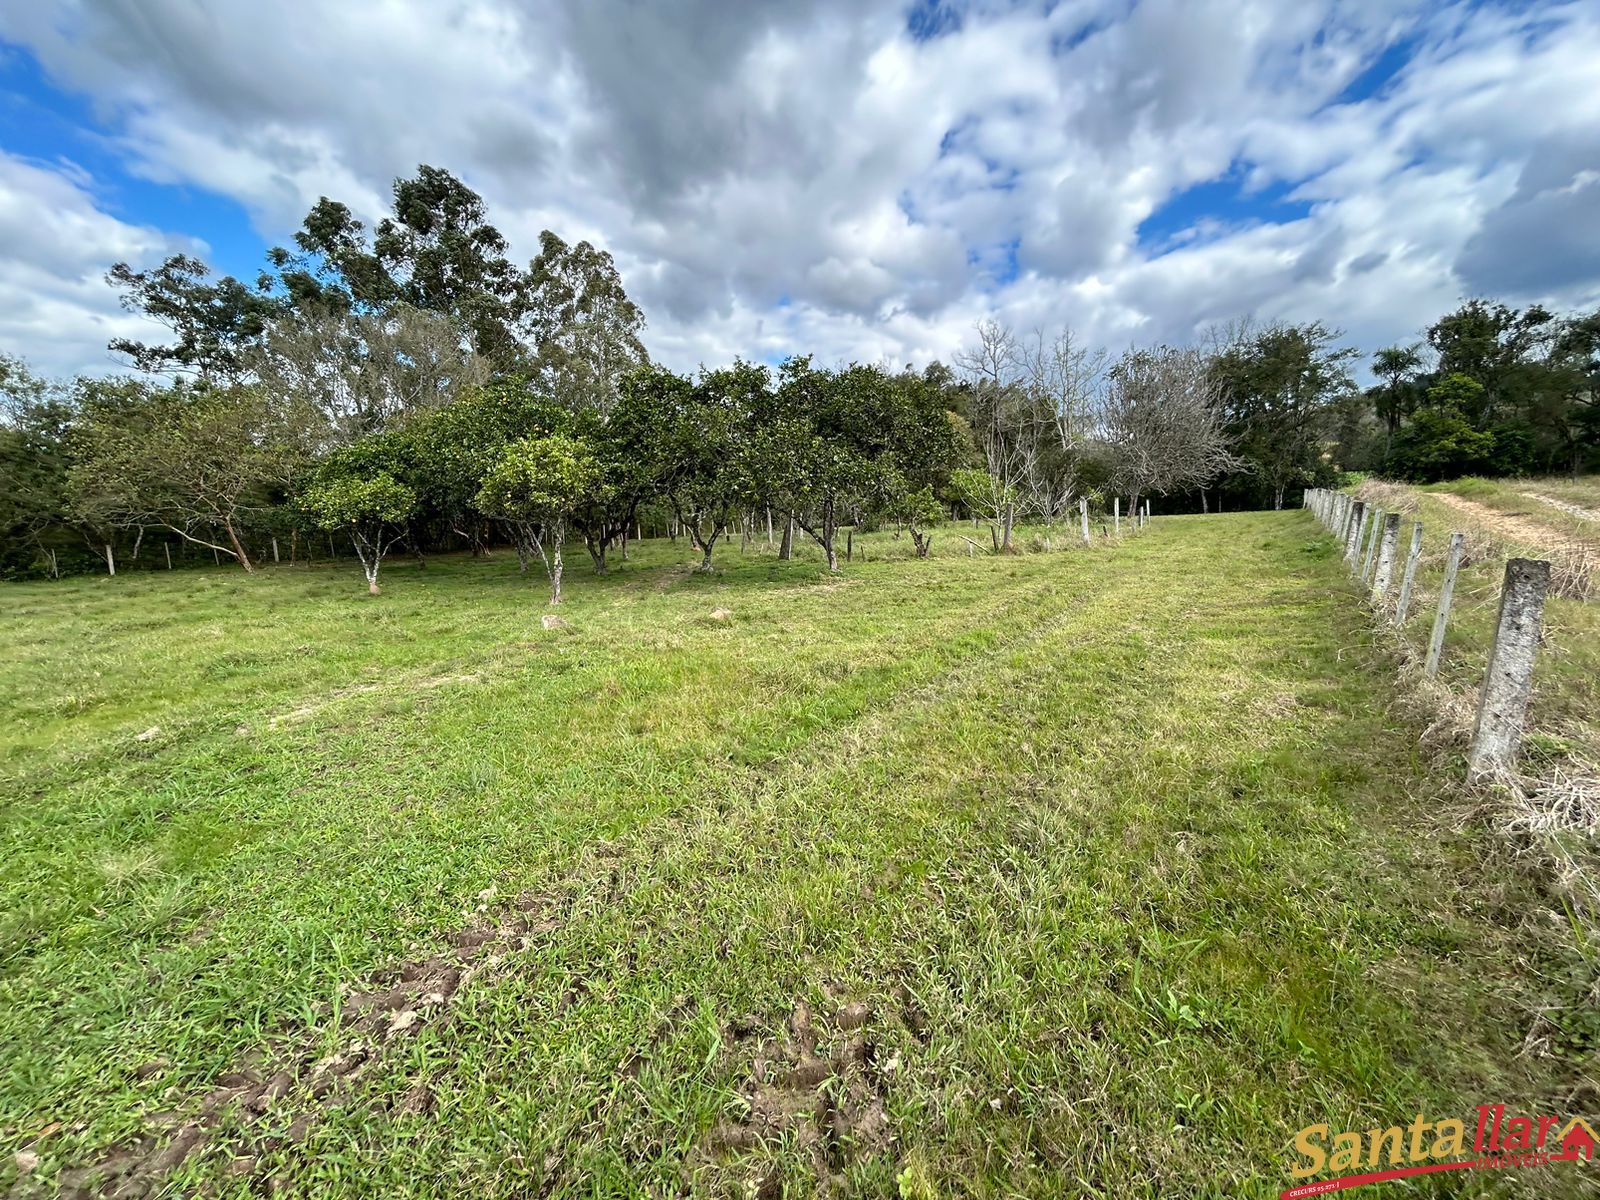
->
0;514;1579;1197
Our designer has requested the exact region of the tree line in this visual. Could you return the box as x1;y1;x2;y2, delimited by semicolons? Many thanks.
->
2;164;1596;587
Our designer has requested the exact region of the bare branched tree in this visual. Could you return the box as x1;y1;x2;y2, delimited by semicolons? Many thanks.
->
1102;346;1239;511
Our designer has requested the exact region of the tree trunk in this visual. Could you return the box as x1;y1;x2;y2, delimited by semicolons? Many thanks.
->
224;519;255;572
272;536;280;563
164;542;172;570
289;529;298;564
131;526;144;560
586;537;608;574
1273;483;1286;511
779;515;793;561
846;529;853;562
105;544;116;575
1001;503;1015;553
550;522;565;604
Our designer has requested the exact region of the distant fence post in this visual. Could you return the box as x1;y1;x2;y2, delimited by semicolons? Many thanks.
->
1079;497;1091;546
1423;532;1466;678
1394;521;1423;625
1372;512;1401;601
105;544;116;576
1466;559;1551;782
1361;507;1384;582
1345;501;1367;564
1113;497;1121;536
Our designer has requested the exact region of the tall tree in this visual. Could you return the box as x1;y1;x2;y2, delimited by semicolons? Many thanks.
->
1371;343;1424;447
1210;322;1354;509
523;231;650;417
105;256;286;379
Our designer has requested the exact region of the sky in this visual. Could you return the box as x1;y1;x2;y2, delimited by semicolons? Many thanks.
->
1;0;1598;382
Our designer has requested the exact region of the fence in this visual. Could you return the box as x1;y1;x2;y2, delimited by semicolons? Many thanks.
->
1303;487;1552;783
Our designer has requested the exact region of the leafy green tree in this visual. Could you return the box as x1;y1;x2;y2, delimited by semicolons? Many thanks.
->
475;435;599;604
0;355;73;575
105;255;286;379
744;360;902;572
523;231;650;417
1386;375;1497;481
300;436;419;593
1211;322;1354;509
407;379;564;555
68;380;306;571
641;362;761;571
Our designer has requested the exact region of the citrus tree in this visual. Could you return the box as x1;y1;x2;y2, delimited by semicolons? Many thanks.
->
300;439;418;594
475;434;598;605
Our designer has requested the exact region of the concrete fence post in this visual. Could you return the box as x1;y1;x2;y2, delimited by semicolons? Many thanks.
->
1113;497;1121;536
1079;496;1091;545
1467;559;1551;782
1361;507;1384;582
1423;532;1465;678
1372;512;1401;601
1339;495;1353;544
105;544;115;576
1394;521;1424;625
1345;501;1367;564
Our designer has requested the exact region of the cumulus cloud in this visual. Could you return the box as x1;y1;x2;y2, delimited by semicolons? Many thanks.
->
2;0;1599;380
0;151;196;377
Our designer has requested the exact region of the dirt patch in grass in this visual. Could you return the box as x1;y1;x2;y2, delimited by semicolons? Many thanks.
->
1524;490;1600;523
699;993;894;1193
1430;491;1596;554
1426;491;1598;599
43;897;559;1200
262;670;483;728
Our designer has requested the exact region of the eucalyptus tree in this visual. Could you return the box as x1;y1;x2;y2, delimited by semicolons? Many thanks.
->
248;305;489;445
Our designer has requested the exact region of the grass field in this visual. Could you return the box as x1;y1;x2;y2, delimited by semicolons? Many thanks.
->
1;513;1590;1197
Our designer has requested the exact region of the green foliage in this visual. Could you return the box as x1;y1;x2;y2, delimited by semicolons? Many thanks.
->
1386;406;1497;482
475;434;599;525
105;255;287;379
300;471;417;530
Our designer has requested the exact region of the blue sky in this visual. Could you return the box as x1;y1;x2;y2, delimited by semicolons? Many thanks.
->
1;0;1597;379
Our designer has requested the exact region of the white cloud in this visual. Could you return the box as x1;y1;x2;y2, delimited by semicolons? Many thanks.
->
0;151;196;378
2;0;1598;381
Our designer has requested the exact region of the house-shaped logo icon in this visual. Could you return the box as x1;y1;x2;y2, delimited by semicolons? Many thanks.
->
1557;1117;1597;1162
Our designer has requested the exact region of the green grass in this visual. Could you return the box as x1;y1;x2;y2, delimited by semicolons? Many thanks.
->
0;514;1586;1197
